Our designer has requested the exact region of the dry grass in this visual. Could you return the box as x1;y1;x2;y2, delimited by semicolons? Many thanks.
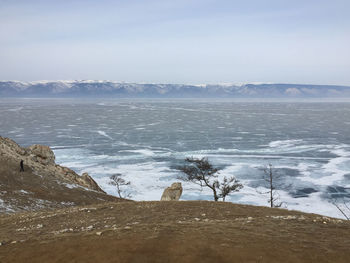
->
1;201;349;263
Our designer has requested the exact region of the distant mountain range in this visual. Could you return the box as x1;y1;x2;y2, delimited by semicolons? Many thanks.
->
1;80;350;98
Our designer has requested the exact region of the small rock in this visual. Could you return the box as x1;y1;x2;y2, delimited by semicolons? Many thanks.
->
124;226;131;230
194;218;200;221
86;225;94;231
96;231;102;236
11;241;17;244
201;213;206;217
286;215;297;220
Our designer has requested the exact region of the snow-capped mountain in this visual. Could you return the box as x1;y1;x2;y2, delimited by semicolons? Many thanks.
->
0;80;350;98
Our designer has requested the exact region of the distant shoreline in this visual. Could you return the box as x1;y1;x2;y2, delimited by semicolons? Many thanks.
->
1;81;350;99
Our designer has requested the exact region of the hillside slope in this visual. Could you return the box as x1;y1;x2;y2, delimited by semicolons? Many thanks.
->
0;136;121;213
0;201;349;263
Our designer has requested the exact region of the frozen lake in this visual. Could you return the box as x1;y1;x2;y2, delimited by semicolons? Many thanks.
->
1;98;349;218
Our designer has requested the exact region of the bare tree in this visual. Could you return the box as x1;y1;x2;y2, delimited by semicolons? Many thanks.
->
326;186;350;220
259;164;283;208
332;199;350;220
109;173;131;199
329;187;350;220
178;157;243;202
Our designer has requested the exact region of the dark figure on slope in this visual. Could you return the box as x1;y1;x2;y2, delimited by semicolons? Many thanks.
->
20;160;24;172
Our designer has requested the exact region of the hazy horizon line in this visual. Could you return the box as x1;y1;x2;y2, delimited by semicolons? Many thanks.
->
1;80;350;87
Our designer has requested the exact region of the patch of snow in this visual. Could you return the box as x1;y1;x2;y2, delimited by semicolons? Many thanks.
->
0;198;16;213
17;190;31;194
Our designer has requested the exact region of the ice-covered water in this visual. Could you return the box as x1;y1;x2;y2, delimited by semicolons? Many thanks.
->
1;98;349;218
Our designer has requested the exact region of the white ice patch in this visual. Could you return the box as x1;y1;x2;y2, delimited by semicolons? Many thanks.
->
89;162;178;200
53;148;96;169
97;130;113;140
120;149;157;157
299;147;350;185
269;139;304;148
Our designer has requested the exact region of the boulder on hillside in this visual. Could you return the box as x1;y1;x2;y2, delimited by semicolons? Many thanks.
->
161;182;183;201
81;172;105;192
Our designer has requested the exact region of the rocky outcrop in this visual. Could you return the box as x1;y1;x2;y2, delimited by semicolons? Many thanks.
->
27;144;55;165
80;173;102;192
161;182;183;201
0;136;27;156
0;136;105;193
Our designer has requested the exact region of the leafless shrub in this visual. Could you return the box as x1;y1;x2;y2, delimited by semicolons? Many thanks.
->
109;173;131;199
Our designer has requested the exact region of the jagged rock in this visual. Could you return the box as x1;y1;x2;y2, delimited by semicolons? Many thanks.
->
0;137;26;156
161;182;183;201
27;144;55;165
81;173;103;192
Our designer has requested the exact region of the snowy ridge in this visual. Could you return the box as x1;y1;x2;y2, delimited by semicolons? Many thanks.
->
1;81;350;98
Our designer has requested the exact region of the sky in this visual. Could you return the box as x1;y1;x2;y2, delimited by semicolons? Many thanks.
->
0;0;349;85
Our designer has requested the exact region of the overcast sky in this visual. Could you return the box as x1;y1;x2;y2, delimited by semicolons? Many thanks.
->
0;0;349;85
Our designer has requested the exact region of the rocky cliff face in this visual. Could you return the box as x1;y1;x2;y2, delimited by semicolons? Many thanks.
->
0;136;121;213
0;136;104;193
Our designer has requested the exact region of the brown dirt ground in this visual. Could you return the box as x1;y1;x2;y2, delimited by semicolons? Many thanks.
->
1;201;349;263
